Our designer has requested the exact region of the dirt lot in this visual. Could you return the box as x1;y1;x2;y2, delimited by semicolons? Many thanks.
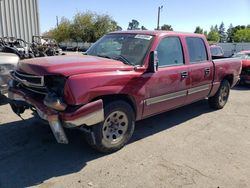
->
0;86;250;188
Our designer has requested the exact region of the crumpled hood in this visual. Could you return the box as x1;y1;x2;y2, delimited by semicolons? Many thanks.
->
17;55;134;76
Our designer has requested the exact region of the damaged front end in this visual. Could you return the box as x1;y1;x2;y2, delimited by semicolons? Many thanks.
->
8;71;104;144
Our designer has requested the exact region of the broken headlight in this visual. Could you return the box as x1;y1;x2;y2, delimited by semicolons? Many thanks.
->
43;75;67;111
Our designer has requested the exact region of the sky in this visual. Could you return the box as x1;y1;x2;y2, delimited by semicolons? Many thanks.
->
39;0;250;33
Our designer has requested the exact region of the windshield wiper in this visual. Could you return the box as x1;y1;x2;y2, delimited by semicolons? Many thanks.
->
95;54;134;66
114;55;134;66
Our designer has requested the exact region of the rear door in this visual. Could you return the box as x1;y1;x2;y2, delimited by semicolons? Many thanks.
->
143;36;189;117
184;37;214;104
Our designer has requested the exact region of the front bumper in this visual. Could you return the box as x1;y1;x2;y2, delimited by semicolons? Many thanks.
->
8;88;104;144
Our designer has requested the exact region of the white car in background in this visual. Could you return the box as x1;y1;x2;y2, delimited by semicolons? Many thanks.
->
0;53;19;96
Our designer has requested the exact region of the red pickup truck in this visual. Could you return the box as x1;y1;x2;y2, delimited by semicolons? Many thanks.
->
233;51;250;84
8;31;241;153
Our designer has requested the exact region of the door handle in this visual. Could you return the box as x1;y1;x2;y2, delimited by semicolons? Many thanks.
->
181;71;188;78
205;68;210;75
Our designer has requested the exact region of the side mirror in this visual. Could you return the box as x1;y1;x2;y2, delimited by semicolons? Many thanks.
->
148;51;159;73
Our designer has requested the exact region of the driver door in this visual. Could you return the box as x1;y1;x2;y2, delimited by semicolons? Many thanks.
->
143;36;189;118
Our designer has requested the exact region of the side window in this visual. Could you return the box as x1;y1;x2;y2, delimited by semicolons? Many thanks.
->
247;54;250;60
157;37;184;67
186;37;208;63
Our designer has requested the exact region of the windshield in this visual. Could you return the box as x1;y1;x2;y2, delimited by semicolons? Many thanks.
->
86;33;154;66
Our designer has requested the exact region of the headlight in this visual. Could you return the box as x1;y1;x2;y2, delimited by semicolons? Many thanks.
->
45;75;67;96
44;75;67;111
43;92;67;111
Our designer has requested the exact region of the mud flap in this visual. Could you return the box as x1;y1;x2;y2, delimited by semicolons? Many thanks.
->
80;126;96;146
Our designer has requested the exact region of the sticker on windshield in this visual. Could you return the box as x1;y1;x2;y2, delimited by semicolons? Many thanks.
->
135;35;152;40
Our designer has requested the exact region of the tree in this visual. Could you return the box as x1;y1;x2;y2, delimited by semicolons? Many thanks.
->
160;24;173;31
218;22;227;42
207;31;220;42
46;11;121;43
204;31;208;38
94;15;121;40
210;25;214;32
71;12;96;42
207;24;220;42
141;26;147;30
128;19;140;30
214;24;219;32
42;30;53;38
227;23;234;42
210;24;220;32
194;26;203;34
230;25;247;42
50;17;71;42
234;28;250;42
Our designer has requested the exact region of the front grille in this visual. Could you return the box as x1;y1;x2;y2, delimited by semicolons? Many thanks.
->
21;85;47;95
13;71;44;87
11;71;47;95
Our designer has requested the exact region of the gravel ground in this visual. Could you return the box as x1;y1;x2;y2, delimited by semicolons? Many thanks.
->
0;86;250;188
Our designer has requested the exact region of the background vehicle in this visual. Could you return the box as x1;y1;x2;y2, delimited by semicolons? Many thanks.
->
233;51;250;85
32;36;64;57
0;53;19;95
0;37;34;59
8;31;241;153
210;44;224;59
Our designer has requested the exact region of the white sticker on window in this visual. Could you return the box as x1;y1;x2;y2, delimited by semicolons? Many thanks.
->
135;35;152;40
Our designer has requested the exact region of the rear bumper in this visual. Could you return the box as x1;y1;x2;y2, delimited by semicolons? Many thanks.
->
8;88;104;144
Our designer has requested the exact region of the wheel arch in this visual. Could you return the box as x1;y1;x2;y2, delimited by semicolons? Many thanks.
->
91;94;137;118
223;74;234;87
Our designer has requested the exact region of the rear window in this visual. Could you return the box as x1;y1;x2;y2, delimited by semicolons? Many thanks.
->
186;37;208;63
211;47;223;56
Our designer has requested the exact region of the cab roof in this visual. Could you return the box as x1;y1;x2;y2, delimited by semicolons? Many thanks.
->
109;30;205;38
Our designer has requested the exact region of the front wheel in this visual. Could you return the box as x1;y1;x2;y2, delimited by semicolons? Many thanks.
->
208;80;230;109
86;100;135;153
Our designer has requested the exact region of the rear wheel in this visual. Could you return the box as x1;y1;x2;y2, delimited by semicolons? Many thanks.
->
208;80;230;109
86;100;135;153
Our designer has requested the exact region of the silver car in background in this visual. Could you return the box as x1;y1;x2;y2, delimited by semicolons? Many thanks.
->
0;53;19;95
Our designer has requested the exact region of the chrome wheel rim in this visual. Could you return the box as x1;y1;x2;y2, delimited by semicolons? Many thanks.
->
219;85;229;105
102;111;128;144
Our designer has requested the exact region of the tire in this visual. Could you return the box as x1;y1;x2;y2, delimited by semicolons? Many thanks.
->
208;80;230;109
86;100;135;153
